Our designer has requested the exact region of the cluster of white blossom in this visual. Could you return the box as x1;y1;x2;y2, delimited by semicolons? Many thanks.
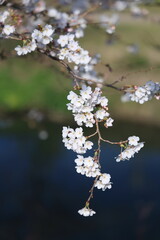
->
32;24;55;44
75;155;100;177
122;81;160;104
62;87;114;216
67;86;113;128
2;24;15;36
15;24;55;55
15;40;37;56
0;10;9;23
78;207;96;217
62;126;93;154
95;173;112;191
48;8;86;38
57;34;91;65
116;136;144;162
0;10;15;36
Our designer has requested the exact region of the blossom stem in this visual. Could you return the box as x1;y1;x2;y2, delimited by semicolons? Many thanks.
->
95;118;128;145
100;137;128;145
86;131;98;139
86;175;99;205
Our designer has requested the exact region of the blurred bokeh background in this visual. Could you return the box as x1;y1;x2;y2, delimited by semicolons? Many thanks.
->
0;1;160;240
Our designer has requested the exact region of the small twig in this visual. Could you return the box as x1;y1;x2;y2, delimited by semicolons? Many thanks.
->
86;175;99;205
111;66;160;86
79;3;102;19
86;131;98;139
100;137;128;145
96;118;128;145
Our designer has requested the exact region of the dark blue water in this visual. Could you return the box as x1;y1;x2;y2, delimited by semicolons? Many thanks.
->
0;120;160;240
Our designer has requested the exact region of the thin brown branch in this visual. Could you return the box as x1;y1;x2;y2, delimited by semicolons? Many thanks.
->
86;131;98;139
111;66;160;86
95;118;128;145
42;51;123;91
100;137;128;145
79;3;102;19
86;175;99;205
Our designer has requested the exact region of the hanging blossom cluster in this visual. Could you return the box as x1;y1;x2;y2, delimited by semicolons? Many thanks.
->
67;86;113;128
57;34;91;65
115;136;144;162
75;155;100;178
62;126;93;154
78;206;96;217
122;81;160;104
62;86;144;217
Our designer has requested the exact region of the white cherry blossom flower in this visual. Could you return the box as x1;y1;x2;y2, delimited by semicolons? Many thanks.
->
2;25;15;35
78;207;96;217
32;25;54;45
42;24;54;37
41;35;52;45
74;155;100;178
0;11;9;23
68;40;79;51
15;40;37;56
57;35;69;47
105;117;114;127
96;109;109;120
128;136;140;146
83;156;94;167
99;96;108;107
84;141;93;150
123;81;160;104
62;127;93;154
134;142;144;153
58;48;69;60
95;173;112;191
115;138;144;162
32;29;43;42
75;155;84;166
